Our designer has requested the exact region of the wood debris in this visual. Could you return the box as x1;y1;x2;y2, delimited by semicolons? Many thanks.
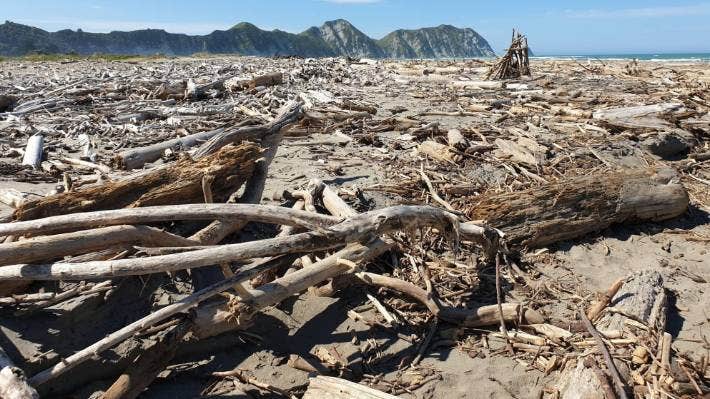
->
0;54;707;399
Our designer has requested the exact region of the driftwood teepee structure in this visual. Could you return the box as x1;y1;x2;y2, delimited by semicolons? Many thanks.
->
487;30;530;80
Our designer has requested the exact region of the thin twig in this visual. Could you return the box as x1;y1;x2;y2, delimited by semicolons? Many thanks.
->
579;308;629;399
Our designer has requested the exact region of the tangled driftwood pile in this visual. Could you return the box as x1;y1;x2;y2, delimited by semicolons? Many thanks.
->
0;55;708;398
487;30;531;80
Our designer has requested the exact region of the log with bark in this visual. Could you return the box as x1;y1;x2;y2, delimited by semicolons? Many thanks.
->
464;168;689;248
14;143;261;221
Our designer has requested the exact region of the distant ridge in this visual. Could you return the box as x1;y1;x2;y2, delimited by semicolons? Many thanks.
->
0;19;495;58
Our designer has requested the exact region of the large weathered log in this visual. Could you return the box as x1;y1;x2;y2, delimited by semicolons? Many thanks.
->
557;271;667;399
465;168;688;248
14;143;261;221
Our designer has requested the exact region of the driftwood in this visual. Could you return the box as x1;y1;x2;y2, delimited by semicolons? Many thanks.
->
192;101;301;159
466;168;689;248
0;206;493;281
303;376;398;399
353;272;543;327
0;225;197;266
14;143;261;221
417;140;461;164
0;203;339;238
487;30;530;80
189;102;298;245
30;242;389;386
557;271;667;399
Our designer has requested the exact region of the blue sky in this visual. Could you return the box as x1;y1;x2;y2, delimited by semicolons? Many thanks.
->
3;0;709;54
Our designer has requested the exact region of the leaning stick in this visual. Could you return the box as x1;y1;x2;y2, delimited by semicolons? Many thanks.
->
0;203;340;237
0;206;489;281
579;309;629;399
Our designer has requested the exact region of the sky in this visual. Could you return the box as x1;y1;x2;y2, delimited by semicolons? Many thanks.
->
2;0;709;55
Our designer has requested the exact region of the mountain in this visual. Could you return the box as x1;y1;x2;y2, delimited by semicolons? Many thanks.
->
0;19;495;59
309;19;385;58
379;25;495;58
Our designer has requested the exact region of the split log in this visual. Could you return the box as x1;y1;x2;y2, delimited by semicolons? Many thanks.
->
0;225;197;266
14;143;261;221
0;205;493;281
303;376;398;399
465;168;689;248
21;134;43;169
557;270;667;399
0;345;38;399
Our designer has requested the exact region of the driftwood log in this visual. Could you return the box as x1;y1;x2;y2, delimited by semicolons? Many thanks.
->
14;143;260;221
465;168;688;248
0;204;339;238
557;270;667;399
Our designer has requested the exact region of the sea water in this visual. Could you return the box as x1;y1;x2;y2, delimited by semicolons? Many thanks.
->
530;53;710;63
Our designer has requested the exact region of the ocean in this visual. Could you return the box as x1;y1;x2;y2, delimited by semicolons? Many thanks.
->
530;53;710;62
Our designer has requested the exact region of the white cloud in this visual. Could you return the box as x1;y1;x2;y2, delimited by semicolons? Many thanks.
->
563;3;710;18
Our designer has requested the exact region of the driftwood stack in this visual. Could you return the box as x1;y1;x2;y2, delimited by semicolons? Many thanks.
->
487;30;531;80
